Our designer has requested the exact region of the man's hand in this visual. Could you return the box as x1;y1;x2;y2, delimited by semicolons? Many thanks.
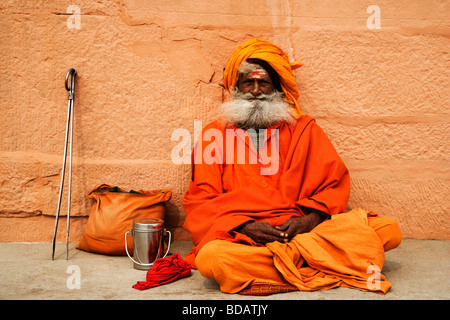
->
274;212;324;241
236;213;325;245
236;221;287;245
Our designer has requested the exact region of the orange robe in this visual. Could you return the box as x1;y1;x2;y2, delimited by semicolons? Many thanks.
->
182;115;350;268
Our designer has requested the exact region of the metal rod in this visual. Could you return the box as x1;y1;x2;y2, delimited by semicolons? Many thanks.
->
52;99;71;260
52;68;76;260
66;97;73;260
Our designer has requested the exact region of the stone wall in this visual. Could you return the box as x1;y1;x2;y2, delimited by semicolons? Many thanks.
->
1;0;449;242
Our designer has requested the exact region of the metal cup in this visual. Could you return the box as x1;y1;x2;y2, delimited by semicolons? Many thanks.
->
125;217;171;270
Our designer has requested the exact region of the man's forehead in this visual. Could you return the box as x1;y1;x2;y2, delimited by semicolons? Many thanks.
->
242;68;270;81
249;69;266;79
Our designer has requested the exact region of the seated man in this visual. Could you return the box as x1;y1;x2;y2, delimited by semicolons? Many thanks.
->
182;38;401;295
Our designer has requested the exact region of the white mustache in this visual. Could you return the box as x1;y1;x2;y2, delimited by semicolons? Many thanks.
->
235;91;278;102
221;90;293;129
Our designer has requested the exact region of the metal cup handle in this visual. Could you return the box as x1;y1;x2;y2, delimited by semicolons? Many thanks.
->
124;230;172;267
163;229;172;258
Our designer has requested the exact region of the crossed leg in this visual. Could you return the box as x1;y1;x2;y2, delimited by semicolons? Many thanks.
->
195;215;401;294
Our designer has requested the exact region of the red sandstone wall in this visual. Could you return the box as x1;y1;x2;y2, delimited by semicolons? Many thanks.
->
0;0;448;242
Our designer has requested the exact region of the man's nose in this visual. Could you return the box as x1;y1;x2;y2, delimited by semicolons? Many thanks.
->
250;80;262;96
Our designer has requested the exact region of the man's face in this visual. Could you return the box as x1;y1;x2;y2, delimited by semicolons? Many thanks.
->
221;62;292;129
237;69;275;96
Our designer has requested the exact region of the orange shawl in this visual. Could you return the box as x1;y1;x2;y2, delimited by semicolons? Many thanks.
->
182;116;350;268
223;38;303;118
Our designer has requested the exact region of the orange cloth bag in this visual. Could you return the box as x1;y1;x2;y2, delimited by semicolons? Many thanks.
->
76;184;172;255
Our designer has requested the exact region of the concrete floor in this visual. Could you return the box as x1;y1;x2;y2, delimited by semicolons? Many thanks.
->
0;239;448;300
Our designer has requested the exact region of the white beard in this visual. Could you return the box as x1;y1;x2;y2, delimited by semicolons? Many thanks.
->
221;90;294;129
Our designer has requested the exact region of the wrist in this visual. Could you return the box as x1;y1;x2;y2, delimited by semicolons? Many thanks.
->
302;207;329;221
235;221;253;233
304;212;324;231
310;211;325;223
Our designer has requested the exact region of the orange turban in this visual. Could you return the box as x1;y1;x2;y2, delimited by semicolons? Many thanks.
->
223;38;303;118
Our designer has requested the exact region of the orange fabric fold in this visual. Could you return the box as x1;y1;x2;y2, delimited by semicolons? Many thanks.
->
223;38;303;118
215;231;264;247
182;115;350;268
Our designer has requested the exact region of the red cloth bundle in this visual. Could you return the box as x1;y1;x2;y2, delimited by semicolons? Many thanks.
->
132;253;191;290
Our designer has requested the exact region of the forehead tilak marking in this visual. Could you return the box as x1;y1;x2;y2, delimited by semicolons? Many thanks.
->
248;69;267;79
